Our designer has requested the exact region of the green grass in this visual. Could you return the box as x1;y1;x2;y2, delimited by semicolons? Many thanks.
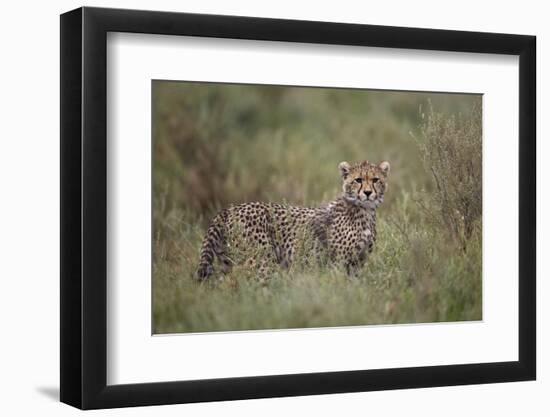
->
152;82;482;334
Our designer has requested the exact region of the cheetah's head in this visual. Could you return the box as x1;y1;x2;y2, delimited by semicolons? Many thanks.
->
338;160;390;209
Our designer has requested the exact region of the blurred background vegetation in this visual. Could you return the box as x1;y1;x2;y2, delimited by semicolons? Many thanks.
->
152;81;482;334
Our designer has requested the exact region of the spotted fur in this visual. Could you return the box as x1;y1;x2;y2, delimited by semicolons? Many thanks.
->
196;160;390;279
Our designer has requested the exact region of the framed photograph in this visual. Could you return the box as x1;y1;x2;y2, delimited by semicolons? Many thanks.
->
60;6;536;409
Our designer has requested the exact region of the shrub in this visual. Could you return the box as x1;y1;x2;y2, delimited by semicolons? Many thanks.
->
415;99;482;248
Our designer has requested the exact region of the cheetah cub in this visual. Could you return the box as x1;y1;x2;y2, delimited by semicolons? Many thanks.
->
196;160;390;279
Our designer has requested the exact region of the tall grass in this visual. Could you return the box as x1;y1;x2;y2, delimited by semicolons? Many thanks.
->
152;82;482;334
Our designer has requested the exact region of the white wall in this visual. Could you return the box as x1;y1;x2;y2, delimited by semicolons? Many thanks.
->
0;0;545;415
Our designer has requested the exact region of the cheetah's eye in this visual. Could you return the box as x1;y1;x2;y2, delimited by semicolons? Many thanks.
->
354;178;363;184
372;177;380;183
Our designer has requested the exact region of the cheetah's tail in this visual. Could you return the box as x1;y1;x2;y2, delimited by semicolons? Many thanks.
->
196;214;226;281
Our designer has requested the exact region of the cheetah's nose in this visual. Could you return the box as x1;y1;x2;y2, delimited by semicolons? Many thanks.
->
364;190;372;197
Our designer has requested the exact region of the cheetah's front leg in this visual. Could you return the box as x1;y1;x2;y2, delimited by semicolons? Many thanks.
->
346;230;374;276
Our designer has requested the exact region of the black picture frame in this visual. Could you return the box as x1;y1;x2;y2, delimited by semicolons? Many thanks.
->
60;6;536;410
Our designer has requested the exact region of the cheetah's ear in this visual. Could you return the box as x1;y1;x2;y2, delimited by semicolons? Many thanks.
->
379;161;390;175
338;161;351;178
